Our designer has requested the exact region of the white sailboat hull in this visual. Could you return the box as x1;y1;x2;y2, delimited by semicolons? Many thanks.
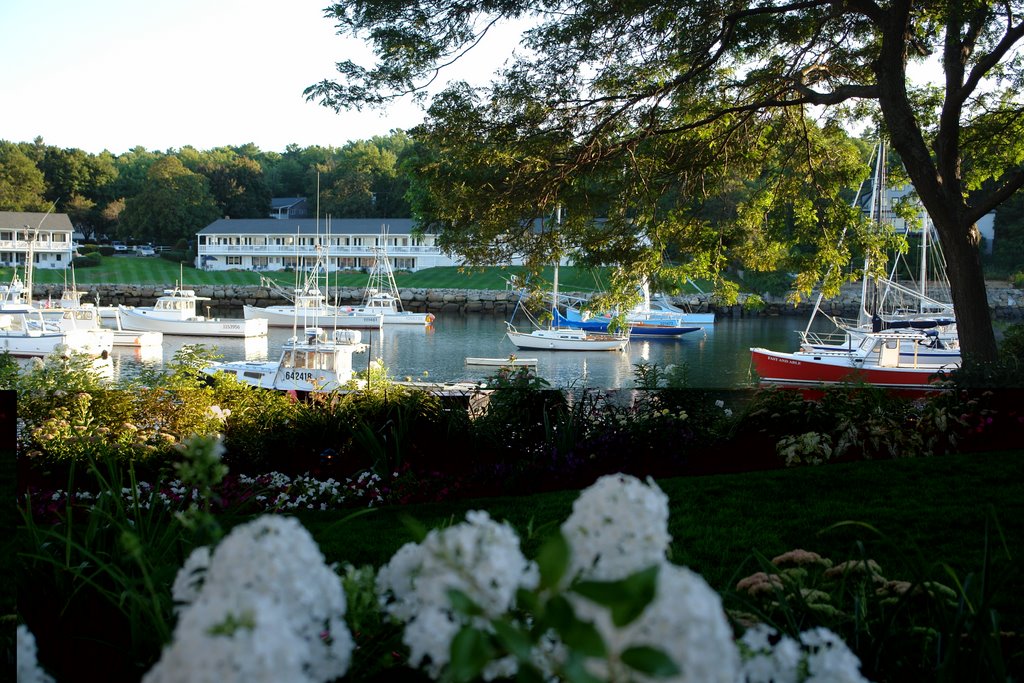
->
506;328;628;352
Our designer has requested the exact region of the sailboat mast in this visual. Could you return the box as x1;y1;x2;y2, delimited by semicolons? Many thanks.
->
860;140;886;327
551;206;561;330
919;213;929;312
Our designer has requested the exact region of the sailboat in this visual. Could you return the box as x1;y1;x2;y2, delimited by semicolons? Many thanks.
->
749;139;961;392
797;139;959;361
506;210;629;352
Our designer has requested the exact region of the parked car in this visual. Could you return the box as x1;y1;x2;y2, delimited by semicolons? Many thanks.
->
111;241;128;252
135;245;156;257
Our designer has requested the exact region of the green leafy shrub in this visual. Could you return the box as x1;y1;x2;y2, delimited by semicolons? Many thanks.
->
71;252;102;268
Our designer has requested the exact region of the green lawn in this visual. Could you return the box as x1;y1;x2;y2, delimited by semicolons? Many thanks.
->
4;257;710;293
298;450;1024;628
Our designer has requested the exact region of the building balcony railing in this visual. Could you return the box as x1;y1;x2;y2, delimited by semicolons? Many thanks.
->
0;240;73;252
197;244;438;255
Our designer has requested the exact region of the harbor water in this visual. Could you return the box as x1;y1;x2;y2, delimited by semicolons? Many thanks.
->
107;313;828;389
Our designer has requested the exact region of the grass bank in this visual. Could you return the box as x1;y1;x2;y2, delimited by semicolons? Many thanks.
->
2;257;710;294
298;450;1024;626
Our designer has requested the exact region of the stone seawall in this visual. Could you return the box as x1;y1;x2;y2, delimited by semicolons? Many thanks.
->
33;282;1024;319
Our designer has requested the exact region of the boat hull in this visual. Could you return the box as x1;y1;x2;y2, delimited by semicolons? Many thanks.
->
465;356;538;367
507;328;628;352
111;330;163;347
750;347;956;392
118;307;268;337
628;322;703;338
243;305;383;329
558;308;701;337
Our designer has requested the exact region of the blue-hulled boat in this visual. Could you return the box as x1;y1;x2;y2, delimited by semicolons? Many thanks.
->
554;308;702;338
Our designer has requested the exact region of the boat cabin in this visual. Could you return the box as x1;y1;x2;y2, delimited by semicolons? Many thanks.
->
153;290;210;318
362;290;401;313
274;328;367;389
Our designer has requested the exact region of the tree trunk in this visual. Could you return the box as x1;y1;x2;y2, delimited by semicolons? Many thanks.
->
871;11;1000;364
931;215;999;362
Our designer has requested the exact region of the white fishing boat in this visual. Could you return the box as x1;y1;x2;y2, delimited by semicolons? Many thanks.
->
245;242;384;329
349;238;435;325
203;327;367;393
118;287;268;338
38;288;160;350
0;311;107;358
0;253;112;358
243;290;383;329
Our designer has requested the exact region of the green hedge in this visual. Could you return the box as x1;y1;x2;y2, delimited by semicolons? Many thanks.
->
71;252;102;268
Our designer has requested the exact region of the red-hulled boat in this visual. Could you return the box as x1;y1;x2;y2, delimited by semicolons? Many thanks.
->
750;330;959;394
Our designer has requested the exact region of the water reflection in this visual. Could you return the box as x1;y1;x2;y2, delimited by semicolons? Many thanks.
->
97;314;825;389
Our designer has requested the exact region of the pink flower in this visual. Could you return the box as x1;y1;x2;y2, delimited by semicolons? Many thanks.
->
735;571;784;596
771;549;831;568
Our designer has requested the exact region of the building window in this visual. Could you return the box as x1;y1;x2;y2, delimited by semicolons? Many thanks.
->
225;256;242;266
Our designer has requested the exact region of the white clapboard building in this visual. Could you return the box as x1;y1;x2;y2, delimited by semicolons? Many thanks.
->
195;217;460;273
0;211;75;270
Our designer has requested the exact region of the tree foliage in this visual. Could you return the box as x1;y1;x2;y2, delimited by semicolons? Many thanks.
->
0;141;48;211
119;156;221;244
306;0;1024;360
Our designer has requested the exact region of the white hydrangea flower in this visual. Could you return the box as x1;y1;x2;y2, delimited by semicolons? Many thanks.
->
570;562;739;683
17;625;55;683
143;593;310;683
171;545;211;611
735;625;871;683
401;606;461;676
376;510;538;679
150;515;353;683
801;628;872;683
561;473;672;582
736;624;801;683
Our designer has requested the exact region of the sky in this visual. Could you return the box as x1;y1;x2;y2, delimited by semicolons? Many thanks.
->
1;0;522;155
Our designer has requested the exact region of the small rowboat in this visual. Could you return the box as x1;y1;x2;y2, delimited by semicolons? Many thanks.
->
465;356;539;367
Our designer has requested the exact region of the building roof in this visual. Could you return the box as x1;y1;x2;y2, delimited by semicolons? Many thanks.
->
0;211;74;232
270;197;307;209
198;218;418;236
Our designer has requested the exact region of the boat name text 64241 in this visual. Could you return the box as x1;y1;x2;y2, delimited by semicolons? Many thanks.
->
284;370;316;382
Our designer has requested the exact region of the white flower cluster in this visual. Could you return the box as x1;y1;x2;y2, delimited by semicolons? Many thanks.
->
376;510;539;679
560;474;738;682
372;473;871;683
737;624;872;683
207;405;232;423
17;625;55;683
560;473;672;582
145;515;353;683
